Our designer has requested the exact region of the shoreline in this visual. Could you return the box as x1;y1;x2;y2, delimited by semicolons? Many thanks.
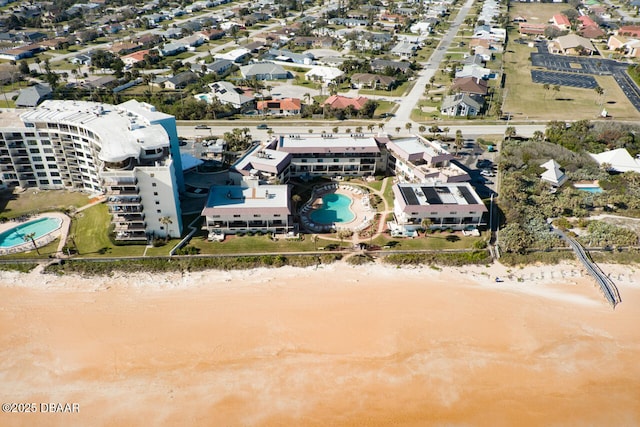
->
1;261;639;426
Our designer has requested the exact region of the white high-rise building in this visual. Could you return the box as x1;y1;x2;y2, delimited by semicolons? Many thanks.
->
0;100;184;241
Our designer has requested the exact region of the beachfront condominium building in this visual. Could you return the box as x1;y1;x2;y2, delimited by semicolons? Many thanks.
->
384;135;470;183
0;100;184;241
201;176;293;236
270;134;386;179
391;182;487;232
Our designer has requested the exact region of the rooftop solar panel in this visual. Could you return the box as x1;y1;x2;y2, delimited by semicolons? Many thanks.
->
422;187;442;204
400;186;419;205
459;186;478;204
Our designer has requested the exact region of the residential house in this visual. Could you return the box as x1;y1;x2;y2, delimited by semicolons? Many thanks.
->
450;76;489;96
305;66;345;84
618;25;640;38
390;40;419;59
371;59;411;74
191;59;234;75
256;98;302;116
518;23;547;37
69;53;93;66
122;50;150;67
208;81;254;109
215;47;252;63
240;62;289;80
440;93;484;117
200;28;225;41
551;14;571;31
455;64;491;80
350;73;397;90
540;159;567;187
322;95;369;110
15;83;52;108
164;71;199;90
266;48;314;65
109;41;141;55
589;148;640;173
159;41;187;57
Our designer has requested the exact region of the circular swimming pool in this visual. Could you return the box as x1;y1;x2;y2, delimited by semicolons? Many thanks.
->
310;193;355;224
0;217;62;248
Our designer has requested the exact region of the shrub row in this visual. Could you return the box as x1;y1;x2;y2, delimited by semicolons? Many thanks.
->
382;250;491;267
44;254;343;276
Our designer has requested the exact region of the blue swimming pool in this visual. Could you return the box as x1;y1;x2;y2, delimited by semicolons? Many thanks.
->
310;193;355;224
576;186;603;193
0;217;62;248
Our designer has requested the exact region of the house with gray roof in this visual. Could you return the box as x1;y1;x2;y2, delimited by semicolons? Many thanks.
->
240;62;289;80
371;59;411;74
266;49;314;65
165;71;199;90
441;93;484;117
191;59;234;75
15;83;52;108
159;41;187;56
209;81;254;109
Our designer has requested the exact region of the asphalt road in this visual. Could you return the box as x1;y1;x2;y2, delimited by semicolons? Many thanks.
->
531;70;598;89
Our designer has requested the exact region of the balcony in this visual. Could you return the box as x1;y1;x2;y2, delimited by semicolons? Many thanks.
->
112;213;145;222
113;223;146;231
106;186;139;196
114;230;147;241
109;205;143;214
107;195;141;205
102;176;137;186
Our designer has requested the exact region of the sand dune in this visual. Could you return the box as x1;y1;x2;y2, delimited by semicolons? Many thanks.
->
0;262;639;426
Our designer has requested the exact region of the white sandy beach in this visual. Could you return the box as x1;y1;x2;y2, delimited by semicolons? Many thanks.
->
0;261;639;426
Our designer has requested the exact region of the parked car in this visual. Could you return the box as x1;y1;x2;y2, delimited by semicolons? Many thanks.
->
195;124;210;130
480;169;495;177
476;159;492;168
256;124;269;129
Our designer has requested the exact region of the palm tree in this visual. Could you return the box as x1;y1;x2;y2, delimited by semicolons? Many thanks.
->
405;122;412;133
367;124;375;133
159;216;173;239
552;85;560;99
395;126;401;134
505;126;516;142
418;125;426;134
454;129;464;155
303;92;311;105
594;86;604;105
23;232;40;255
421;217;433;234
532;130;544;142
292;194;302;215
378;123;384;131
332;127;339;134
443;127;450;139
542;83;550;99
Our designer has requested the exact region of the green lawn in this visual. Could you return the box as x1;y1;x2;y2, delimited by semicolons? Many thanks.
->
0;189;90;219
371;232;484;250
71;203;146;257
187;232;336;254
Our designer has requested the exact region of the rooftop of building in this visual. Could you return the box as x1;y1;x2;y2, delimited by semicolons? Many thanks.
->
394;182;486;207
19;100;172;163
276;133;380;154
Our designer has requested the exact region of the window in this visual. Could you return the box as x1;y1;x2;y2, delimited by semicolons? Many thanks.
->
50;172;60;177
38;180;48;185
150;173;155;177
29;148;39;153
274;214;281;217
152;183;157;187
52;179;62;185
34;164;45;170
450;212;457;215
155;201;160;205
32;156;42;162
253;214;261;218
153;192;158;196
37;172;47;177
233;214;241;218
156;209;161;213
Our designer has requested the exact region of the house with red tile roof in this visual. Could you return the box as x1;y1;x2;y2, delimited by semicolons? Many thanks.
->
322;95;369;110
122;49;150;67
257;98;302;116
552;14;571;31
618;25;640;38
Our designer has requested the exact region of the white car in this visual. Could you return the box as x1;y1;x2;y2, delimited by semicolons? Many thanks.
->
480;170;495;177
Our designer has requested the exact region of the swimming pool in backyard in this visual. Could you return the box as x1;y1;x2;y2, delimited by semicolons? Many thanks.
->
0;217;62;248
310;193;355;224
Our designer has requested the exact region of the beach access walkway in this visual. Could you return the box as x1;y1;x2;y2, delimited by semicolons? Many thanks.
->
554;229;622;308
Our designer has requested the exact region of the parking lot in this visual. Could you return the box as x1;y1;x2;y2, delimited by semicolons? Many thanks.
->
531;70;598;89
529;49;640;112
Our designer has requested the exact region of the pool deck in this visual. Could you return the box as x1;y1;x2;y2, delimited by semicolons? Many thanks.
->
300;183;376;234
0;212;71;256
